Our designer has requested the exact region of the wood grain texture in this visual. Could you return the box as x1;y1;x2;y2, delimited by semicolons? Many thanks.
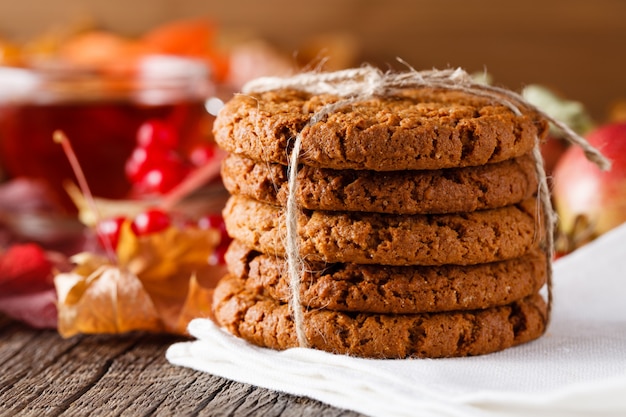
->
0;316;364;417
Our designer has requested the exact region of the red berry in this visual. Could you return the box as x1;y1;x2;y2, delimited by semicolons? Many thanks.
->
197;214;229;243
208;243;229;266
125;147;150;183
134;163;191;195
197;213;224;230
136;119;179;150
125;146;185;184
131;209;171;236
189;144;216;167
96;216;126;250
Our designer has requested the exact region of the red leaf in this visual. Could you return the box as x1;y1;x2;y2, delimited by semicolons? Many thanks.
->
0;288;57;329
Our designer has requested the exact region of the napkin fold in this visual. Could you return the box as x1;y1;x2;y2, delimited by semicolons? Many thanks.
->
167;223;626;417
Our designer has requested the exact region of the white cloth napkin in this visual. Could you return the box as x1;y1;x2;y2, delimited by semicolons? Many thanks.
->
167;223;626;417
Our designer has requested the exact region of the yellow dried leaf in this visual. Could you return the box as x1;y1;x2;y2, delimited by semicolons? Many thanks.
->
54;218;226;337
116;222;220;282
174;269;226;334
55;265;163;337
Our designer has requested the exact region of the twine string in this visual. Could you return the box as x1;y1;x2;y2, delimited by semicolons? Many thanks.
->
285;100;361;348
243;65;610;348
285;131;307;346
531;142;555;321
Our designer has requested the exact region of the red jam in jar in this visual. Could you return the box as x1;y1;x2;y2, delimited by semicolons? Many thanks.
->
0;56;213;210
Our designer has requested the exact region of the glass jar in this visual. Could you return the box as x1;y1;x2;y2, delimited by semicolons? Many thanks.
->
0;55;214;210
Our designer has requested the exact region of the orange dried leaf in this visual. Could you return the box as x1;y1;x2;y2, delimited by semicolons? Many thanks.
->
58;30;155;74
116;222;221;333
54;220;224;336
175;274;215;334
116;222;219;282
142;18;216;56
59;31;129;65
141;18;229;81
55;261;163;337
0;38;23;66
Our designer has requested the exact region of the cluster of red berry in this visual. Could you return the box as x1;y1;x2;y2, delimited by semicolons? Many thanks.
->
95;209;169;250
96;211;231;264
125;119;216;196
95;119;229;263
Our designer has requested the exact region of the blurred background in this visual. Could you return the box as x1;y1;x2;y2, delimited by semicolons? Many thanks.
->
0;0;624;120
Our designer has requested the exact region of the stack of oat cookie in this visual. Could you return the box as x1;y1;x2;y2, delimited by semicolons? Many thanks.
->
211;74;551;358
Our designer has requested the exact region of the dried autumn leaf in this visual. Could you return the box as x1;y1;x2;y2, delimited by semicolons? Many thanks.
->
116;222;221;332
55;258;163;337
54;219;224;336
175;274;216;335
117;222;218;281
0;288;58;329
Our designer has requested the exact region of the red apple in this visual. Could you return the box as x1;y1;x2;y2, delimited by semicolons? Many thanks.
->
541;136;569;178
553;122;626;238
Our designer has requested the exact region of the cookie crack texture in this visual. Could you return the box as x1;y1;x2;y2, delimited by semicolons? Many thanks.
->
222;152;540;216
227;244;546;314
214;89;548;171
455;319;472;352
409;319;426;352
508;302;527;338
459;123;477;160
224;196;540;266
213;273;548;357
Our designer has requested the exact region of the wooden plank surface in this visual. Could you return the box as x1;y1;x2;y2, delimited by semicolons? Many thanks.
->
0;315;364;417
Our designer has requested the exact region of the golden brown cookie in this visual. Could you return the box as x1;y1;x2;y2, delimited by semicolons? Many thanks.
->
214;88;548;171
222;195;542;266
224;240;548;314
212;273;548;358
221;152;539;214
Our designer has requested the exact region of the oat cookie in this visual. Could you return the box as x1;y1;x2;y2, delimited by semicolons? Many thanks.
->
221;153;539;214
214;88;548;171
212;273;547;358
225;240;548;314
222;195;541;266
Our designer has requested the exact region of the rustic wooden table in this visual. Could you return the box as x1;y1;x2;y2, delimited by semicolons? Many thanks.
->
0;314;364;417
